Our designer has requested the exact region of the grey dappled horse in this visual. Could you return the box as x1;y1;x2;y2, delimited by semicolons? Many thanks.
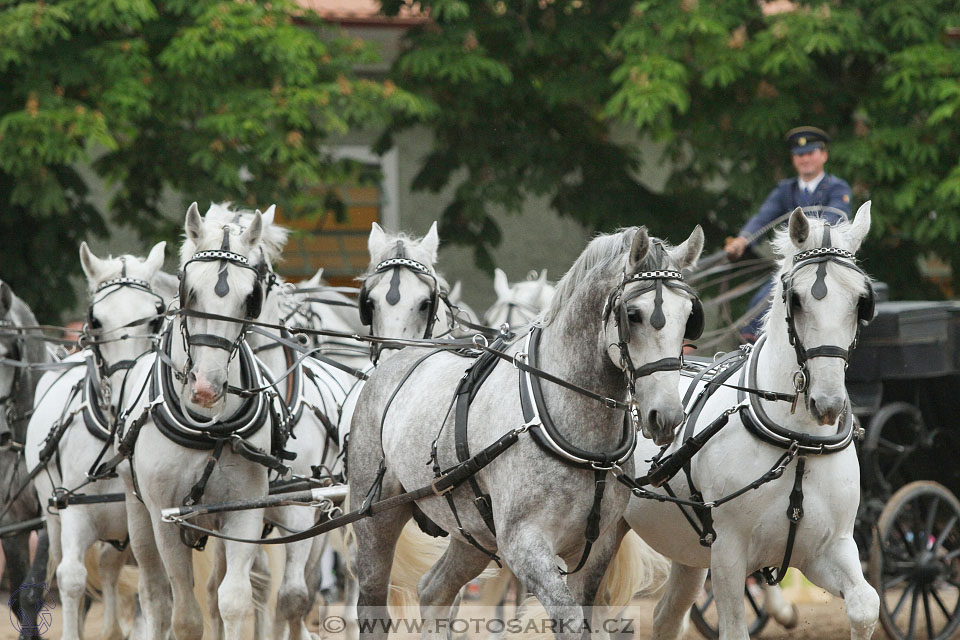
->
348;225;704;640
0;279;54;640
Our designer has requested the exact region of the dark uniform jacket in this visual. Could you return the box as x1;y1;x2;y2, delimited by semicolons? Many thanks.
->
739;173;852;243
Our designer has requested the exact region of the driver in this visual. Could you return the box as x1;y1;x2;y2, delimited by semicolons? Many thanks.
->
724;126;853;341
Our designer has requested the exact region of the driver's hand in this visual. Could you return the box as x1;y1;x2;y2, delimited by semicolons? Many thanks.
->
724;236;749;260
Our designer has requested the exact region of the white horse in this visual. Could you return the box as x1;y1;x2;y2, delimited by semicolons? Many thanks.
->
118;202;295;640
25;241;170;640
619;204;879;640
483;268;555;329
349;225;704;640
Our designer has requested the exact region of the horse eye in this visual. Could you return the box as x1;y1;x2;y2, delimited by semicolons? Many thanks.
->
419;299;431;312
790;297;802;311
89;316;102;330
627;309;643;324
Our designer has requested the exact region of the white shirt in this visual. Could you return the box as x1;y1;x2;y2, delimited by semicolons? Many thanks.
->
798;172;825;193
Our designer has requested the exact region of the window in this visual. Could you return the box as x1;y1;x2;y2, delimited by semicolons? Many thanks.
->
275;146;398;287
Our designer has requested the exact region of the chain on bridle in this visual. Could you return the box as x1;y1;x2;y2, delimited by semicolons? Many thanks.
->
602;267;704;391
780;224;875;394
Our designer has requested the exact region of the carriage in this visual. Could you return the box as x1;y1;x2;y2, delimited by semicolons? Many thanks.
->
688;261;960;639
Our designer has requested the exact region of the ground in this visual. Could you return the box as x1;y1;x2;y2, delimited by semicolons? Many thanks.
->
0;592;856;639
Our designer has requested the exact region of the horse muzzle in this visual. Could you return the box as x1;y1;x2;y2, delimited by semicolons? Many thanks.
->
641;406;684;446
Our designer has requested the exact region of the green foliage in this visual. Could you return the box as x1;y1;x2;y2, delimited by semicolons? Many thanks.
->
385;0;960;298
0;0;432;319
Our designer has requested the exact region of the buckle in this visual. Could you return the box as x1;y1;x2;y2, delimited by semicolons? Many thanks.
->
431;478;454;497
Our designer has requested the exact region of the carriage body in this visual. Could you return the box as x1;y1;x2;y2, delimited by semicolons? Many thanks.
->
846;299;960;640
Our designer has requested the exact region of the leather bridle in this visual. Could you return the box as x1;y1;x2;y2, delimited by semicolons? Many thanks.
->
602;268;704;391
779;226;874;395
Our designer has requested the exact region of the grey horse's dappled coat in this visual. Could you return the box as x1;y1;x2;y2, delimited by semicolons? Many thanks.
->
348;225;704;640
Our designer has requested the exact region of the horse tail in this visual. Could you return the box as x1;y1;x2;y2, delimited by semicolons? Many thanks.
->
596;529;669;609
387;522;447;619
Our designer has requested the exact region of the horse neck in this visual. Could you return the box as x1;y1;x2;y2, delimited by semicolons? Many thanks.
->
535;284;626;452
755;296;832;435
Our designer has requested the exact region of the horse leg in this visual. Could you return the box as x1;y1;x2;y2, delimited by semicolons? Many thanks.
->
3;532;33;638
17;529;50;640
252;547;273;640
97;543;127;640
498;527;583;640
417;539;494;640
342;533;360;640
352;501;413;640
56;514;99;640
151;518;203;640
125;496;172;640
650;563;707;640
761;582;798;629
218;509;267;640
708;538;750;640
206;540;226;640
800;538;879;640
272;506;314;640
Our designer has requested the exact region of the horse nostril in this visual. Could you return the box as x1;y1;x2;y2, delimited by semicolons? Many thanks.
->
647;409;659;429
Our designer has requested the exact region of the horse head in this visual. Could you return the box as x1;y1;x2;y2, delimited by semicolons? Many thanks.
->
358;221;443;356
484;268;556;328
768;202;873;426
80;241;169;392
543;225;704;447
178;202;282;412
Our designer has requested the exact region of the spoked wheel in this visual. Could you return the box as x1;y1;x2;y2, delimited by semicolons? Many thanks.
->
690;572;770;639
869;481;960;640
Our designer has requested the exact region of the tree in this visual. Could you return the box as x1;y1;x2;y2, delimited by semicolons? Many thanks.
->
0;0;431;319
381;0;960;297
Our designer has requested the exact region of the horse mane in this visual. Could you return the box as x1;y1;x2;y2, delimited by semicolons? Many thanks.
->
189;202;289;265
542;227;671;326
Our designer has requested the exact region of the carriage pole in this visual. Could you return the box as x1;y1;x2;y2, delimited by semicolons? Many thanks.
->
160;485;348;522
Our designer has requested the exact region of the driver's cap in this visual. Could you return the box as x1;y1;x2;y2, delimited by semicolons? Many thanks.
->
785;126;829;155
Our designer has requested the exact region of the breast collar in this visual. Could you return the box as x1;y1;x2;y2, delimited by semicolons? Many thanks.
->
149;325;270;449
82;356;113;442
737;336;854;454
517;327;636;470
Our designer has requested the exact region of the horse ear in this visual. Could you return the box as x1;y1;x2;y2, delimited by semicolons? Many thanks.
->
261;204;276;227
79;241;107;282
241;211;263;248
420;221;439;264
493;268;511;299
0;281;11;316
667;225;704;270
847;200;871;253
368;222;388;258
628;226;650;270
449;280;462;303
185;202;204;244
788;207;809;246
144;241;166;275
306;268;324;287
537;269;548;284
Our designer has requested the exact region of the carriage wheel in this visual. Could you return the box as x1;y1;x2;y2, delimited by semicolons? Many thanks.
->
689;572;770;639
861;402;927;500
868;481;960;640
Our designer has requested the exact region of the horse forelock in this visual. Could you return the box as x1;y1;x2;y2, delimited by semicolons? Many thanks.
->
541;228;674;325
85;254;162;292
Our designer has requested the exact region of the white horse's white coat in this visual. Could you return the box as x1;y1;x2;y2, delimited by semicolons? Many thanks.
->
25;241;169;640
622;204;879;640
